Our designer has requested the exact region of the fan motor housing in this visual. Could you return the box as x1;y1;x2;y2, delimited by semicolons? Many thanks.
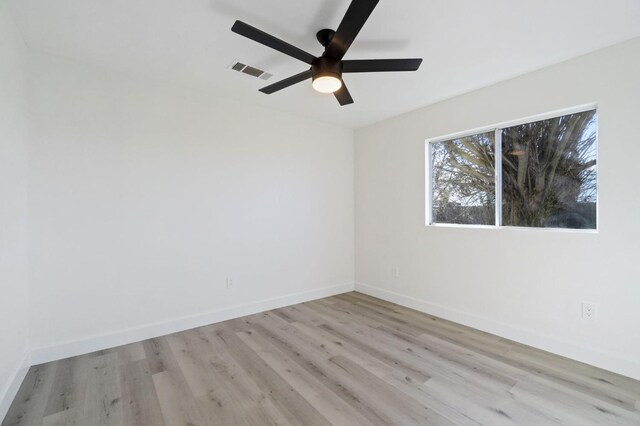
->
312;56;343;82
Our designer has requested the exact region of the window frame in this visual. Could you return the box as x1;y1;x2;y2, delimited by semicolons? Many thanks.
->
425;103;598;233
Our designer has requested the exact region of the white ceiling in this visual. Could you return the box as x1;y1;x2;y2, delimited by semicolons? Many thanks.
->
7;0;640;128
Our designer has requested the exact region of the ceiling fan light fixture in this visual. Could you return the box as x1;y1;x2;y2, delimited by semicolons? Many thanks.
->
231;0;423;106
311;56;343;94
312;74;342;93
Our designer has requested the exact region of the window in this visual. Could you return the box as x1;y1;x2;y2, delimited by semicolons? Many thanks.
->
430;132;496;225
427;108;597;230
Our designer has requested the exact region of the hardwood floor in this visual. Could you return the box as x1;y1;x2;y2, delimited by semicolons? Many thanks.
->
4;292;640;425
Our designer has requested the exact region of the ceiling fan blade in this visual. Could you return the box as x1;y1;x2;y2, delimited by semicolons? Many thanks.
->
334;83;354;106
343;58;423;73
259;70;313;94
232;21;316;65
324;0;380;60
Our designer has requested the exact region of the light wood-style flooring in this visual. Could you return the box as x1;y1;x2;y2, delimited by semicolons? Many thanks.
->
3;292;640;425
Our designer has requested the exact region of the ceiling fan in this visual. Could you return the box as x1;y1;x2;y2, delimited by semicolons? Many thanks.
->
231;0;422;106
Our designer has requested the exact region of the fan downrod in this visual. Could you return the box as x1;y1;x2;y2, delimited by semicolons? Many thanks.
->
316;29;335;48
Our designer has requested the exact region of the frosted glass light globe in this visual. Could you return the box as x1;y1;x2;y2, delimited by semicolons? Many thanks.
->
312;76;342;93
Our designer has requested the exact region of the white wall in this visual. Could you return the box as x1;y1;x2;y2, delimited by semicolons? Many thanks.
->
355;38;640;379
0;2;30;418
26;53;354;358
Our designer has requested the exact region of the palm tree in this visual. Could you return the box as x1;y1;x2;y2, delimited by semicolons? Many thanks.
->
432;110;597;228
502;110;596;228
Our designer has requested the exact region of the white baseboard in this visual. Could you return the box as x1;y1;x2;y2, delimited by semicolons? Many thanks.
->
30;283;354;366
0;352;31;423
355;282;640;381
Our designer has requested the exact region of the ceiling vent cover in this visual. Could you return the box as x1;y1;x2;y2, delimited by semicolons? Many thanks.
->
228;60;272;81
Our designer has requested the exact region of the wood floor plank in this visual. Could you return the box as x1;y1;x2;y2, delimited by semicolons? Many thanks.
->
193;326;292;426
3;363;57;426
236;328;372;426
292;302;435;382
119;359;166;426
345;292;640;403
289;317;398;379
510;379;640;425
342;293;639;412
41;408;77;426
316;321;433;382
42;356;82;418
141;338;175;375
147;334;207;425
152;371;205;426
168;328;275;425
251;321;423;425
328;354;453;425
379;367;487;426
81;353;124;426
208;324;331;426
4;291;640;426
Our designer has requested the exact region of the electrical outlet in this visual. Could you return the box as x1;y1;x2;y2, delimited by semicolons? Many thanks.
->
582;302;597;321
226;277;234;289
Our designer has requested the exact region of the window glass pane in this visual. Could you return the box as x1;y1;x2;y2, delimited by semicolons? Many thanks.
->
431;132;496;225
501;110;597;229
